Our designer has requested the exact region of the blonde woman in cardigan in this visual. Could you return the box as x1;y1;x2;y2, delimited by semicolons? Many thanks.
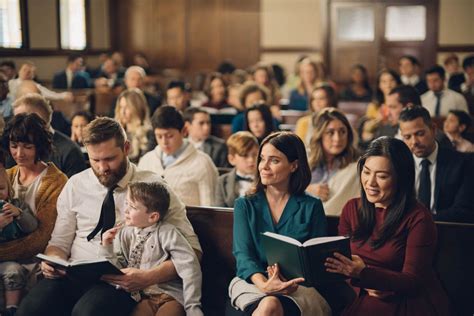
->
114;88;152;163
307;108;360;216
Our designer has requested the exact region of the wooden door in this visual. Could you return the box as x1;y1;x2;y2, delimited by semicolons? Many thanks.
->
328;0;439;84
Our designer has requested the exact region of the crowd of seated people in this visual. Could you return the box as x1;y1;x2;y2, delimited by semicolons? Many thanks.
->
0;51;473;316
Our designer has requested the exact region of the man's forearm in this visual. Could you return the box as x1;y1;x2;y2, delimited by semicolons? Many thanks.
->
45;245;68;260
146;259;178;284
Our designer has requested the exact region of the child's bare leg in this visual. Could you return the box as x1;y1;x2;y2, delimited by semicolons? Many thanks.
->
5;289;22;307
155;299;185;316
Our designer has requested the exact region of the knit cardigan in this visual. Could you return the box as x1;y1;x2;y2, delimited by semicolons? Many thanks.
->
0;163;67;261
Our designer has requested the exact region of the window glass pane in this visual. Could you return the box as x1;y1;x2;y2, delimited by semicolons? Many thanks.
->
60;0;86;50
385;6;426;41
337;6;374;41
0;0;22;48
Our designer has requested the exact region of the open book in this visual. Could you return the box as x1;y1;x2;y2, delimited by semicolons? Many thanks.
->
261;232;351;287
37;254;123;282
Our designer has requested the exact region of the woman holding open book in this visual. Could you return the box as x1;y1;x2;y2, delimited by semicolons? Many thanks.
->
228;131;331;316
325;137;450;315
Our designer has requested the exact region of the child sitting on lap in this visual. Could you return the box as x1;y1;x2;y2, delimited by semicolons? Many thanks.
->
101;181;203;316
0;166;38;316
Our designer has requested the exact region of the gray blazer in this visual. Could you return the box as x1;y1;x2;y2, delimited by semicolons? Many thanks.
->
215;169;238;207
202;135;229;168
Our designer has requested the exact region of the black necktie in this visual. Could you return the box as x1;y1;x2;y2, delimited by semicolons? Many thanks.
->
87;185;118;241
434;92;442;117
418;159;431;210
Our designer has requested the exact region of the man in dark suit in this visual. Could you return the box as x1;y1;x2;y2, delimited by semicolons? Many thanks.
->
52;54;91;89
94;57;125;88
399;106;473;223
380;85;454;149
11;93;87;178
449;55;474;114
183;107;229;168
399;55;428;95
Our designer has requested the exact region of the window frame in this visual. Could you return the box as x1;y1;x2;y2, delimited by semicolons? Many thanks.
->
57;0;88;51
0;0;108;56
0;0;28;52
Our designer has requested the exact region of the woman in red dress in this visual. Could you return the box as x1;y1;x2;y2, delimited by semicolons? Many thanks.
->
325;136;451;316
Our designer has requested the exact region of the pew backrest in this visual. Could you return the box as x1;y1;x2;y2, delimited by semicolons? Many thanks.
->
186;206;474;316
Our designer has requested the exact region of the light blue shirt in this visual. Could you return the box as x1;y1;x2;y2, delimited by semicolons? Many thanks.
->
0;95;13;119
161;141;189;168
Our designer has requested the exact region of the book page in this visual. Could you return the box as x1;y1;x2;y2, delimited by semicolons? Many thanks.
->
263;232;302;246
303;236;348;247
70;258;109;266
36;254;70;267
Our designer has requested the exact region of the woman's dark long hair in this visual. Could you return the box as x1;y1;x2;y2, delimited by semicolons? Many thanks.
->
352;136;416;249
374;69;401;105
243;103;276;143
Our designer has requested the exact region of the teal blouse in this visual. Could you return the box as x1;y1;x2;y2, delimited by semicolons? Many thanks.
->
233;191;328;281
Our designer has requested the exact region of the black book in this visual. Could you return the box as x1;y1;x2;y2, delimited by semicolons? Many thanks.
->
261;232;351;287
37;254;123;282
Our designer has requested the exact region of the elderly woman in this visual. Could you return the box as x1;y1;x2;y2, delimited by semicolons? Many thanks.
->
326;137;450;315
229;131;330;316
306;108;360;215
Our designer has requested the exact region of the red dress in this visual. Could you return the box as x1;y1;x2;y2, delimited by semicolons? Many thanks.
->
339;198;451;316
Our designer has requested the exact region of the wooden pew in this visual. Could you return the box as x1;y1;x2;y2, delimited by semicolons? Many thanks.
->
186;206;474;316
50;89;93;120
187;206;234;316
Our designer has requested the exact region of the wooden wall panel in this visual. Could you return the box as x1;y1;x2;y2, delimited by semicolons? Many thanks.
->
221;0;260;69
187;0;222;71
153;0;187;68
113;0;259;73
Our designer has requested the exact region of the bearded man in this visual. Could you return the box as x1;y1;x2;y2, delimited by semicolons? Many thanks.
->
17;117;201;316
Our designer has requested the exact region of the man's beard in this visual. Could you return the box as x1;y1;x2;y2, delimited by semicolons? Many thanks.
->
93;158;128;188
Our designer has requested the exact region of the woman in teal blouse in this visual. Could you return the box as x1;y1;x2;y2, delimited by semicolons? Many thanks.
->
228;131;331;316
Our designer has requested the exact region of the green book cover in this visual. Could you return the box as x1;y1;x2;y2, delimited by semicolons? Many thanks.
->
261;232;351;287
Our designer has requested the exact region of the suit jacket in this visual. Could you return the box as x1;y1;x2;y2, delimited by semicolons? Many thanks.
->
215;169;238;207
51;131;88;178
145;91;162;115
52;70;91;89
414;80;428;95
202;135;230;168
448;73;465;93
433;147;474;223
